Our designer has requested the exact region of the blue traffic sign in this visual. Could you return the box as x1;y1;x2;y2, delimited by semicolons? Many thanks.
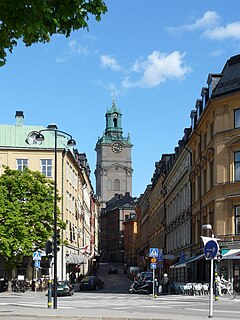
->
149;248;159;258
158;253;164;262
150;263;157;269
34;260;40;268
204;240;218;260
33;251;42;261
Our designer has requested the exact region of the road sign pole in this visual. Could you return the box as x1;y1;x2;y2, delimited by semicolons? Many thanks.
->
153;268;155;298
209;258;214;318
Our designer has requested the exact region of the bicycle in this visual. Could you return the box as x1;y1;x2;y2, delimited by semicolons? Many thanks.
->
220;281;236;300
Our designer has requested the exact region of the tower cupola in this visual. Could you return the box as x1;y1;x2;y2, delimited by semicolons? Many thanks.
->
105;99;123;138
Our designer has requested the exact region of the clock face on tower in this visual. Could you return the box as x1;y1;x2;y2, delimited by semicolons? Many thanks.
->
112;142;122;153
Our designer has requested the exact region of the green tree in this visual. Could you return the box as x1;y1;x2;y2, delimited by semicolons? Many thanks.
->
0;0;107;66
0;167;63;278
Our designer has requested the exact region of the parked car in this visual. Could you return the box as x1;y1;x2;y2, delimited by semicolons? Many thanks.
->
56;281;74;296
79;276;105;291
109;266;118;274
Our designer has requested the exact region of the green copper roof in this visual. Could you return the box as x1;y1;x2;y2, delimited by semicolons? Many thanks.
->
107;99;121;114
0;123;72;150
96;100;131;146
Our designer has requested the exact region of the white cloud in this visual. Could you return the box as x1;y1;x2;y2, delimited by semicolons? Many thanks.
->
209;49;225;57
122;51;191;89
168;10;240;42
204;21;240;40
100;55;121;72
168;11;220;33
56;39;88;63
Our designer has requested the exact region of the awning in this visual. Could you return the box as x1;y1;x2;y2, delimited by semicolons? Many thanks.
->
222;249;240;259
66;253;84;265
170;254;204;269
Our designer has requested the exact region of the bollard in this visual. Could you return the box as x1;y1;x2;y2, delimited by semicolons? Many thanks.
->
47;280;52;308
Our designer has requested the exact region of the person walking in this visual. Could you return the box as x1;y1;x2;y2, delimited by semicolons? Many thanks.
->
162;273;169;295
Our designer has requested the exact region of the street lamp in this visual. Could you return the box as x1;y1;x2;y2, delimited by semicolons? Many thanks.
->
35;124;76;309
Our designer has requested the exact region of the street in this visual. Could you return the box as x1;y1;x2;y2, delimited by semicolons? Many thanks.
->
0;263;240;320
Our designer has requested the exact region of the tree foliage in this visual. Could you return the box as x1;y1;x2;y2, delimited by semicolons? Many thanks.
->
0;0;108;66
0;167;63;274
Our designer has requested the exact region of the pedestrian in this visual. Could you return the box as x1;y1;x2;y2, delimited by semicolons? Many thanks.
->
162;273;169;295
217;273;227;296
70;271;76;285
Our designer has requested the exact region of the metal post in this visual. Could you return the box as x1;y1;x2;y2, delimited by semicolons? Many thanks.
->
53;129;58;309
48;280;52;308
153;268;155;298
47;259;53;308
209;258;214;318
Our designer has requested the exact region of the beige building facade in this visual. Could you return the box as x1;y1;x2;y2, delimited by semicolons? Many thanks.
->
0;112;99;281
135;54;240;290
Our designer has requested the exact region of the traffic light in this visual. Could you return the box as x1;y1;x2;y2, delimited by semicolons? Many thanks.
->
217;246;223;261
215;245;223;262
53;229;61;252
46;240;53;258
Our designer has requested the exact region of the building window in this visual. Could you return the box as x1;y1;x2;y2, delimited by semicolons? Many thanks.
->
114;179;120;191
16;159;28;171
234;152;240;181
41;159;52;177
107;179;112;191
234;109;240;128
197;176;201;200
203;168;207;194
235;206;240;234
210;161;214;188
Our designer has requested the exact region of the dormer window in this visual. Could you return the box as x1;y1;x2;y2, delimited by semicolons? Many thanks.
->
201;87;209;109
190;110;197;129
207;74;222;97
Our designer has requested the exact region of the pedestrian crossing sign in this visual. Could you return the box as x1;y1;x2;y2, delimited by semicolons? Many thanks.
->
33;251;42;261
149;248;159;258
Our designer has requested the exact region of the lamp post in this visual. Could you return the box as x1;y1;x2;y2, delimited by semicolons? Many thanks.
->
202;224;214;318
35;124;76;309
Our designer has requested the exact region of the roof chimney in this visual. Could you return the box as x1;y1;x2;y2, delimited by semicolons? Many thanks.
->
15;111;24;126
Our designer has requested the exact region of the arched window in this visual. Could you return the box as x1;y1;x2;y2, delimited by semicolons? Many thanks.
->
113;118;117;128
114;179;120;191
107;179;112;191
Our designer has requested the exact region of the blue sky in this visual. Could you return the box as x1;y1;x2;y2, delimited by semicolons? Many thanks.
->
1;0;240;197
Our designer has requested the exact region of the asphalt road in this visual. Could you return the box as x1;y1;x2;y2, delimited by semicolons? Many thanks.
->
0;263;240;320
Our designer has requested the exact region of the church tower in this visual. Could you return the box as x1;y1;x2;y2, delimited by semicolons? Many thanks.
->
95;100;133;208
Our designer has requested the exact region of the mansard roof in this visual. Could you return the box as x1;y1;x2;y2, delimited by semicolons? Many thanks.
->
213;54;240;98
